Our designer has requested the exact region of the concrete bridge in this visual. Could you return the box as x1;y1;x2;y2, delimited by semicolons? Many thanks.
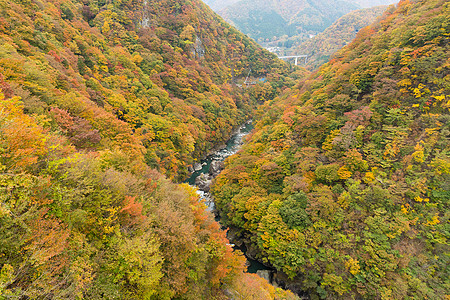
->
278;55;308;65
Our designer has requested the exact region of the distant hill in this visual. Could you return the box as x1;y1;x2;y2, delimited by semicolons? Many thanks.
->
217;0;399;53
202;0;241;11
295;5;389;70
203;0;398;12
221;0;359;44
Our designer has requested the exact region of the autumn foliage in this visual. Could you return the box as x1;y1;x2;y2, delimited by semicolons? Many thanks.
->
213;0;450;298
0;0;297;298
0;92;297;298
0;0;289;180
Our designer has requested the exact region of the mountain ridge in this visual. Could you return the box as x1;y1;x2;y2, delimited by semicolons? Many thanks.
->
220;0;360;43
215;0;399;51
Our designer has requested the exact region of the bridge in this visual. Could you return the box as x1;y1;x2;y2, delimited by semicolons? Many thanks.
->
278;55;308;66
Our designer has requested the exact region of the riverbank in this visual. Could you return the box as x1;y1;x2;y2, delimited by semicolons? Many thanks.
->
185;120;254;209
186;120;310;298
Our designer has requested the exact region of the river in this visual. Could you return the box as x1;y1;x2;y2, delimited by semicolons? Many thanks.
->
186;120;254;210
186;121;310;298
185;120;273;274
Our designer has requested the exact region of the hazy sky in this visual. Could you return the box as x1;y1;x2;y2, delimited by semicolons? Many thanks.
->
203;0;398;12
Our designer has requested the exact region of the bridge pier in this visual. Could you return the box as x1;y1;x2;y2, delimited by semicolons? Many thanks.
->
278;55;308;66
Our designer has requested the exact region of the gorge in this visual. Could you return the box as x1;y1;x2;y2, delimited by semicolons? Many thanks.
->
0;0;448;299
187;120;312;297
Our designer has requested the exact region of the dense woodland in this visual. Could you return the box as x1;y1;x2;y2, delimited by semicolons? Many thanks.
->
0;0;449;299
213;0;449;298
0;0;295;182
0;0;299;298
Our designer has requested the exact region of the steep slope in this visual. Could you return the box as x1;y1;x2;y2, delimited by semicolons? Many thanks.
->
0;89;298;299
213;0;449;298
0;0;288;182
295;5;389;70
0;0;299;298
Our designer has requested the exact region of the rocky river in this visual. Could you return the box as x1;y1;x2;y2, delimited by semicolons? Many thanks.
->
186;120;254;210
185;121;271;271
186;121;309;297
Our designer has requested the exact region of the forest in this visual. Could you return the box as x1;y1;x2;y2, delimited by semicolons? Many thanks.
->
0;0;298;298
214;0;397;53
213;0;449;298
220;0;359;45
0;0;449;299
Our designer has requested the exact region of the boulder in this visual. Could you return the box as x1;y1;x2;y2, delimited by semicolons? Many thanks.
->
244;242;260;261
272;271;309;297
193;162;202;171
209;160;224;176
256;270;272;282
195;173;212;192
226;228;243;247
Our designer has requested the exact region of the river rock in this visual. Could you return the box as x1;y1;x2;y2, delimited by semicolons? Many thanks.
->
209;160;224;176
226;228;243;247
257;270;272;282
187;166;194;173
193;162;202;171
272;272;309;298
195;173;212;192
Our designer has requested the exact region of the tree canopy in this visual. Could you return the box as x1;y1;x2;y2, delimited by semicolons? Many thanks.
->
213;0;450;298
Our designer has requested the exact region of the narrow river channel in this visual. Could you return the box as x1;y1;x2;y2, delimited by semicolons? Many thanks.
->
186;120;253;208
185;120;272;275
186;121;310;298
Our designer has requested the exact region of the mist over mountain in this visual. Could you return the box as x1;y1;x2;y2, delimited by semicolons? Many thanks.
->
220;0;359;43
202;0;241;11
350;0;398;7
